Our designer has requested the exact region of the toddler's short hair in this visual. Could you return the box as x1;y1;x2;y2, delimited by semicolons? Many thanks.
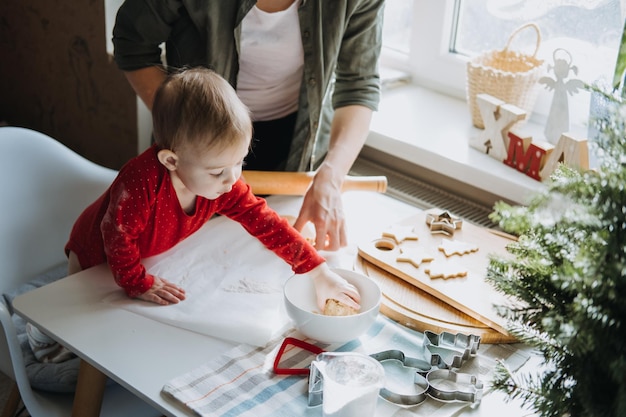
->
152;67;252;152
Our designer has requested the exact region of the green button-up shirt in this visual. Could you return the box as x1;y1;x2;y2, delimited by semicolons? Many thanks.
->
113;0;384;171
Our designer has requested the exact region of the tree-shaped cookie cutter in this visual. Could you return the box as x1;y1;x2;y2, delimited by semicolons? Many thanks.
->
423;330;481;369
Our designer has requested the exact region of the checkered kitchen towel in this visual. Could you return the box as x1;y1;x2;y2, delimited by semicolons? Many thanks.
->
162;315;531;417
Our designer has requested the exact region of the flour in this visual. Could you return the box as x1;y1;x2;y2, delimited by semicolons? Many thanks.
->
222;278;282;294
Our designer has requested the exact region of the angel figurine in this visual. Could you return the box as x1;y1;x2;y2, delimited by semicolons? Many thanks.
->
539;48;585;144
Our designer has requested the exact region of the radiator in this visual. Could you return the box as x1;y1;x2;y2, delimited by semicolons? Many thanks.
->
350;157;497;229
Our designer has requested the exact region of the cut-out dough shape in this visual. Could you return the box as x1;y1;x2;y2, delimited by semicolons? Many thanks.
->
438;239;479;257
424;261;468;279
396;248;435;268
425;209;463;236
382;225;419;243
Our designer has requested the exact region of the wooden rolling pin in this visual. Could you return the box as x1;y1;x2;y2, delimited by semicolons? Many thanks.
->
242;170;387;195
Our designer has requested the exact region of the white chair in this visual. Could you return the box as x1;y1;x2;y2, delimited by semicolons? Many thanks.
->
0;127;161;417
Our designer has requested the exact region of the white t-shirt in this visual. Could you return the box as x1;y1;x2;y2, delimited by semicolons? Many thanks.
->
237;0;304;121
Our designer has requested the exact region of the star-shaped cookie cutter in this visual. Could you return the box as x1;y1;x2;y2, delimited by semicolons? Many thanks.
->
425;209;463;236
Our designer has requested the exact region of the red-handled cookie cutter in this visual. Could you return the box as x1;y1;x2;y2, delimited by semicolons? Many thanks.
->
272;337;325;375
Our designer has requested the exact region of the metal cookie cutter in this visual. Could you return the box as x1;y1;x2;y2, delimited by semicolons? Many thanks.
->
370;350;433;406
425;209;463;236
426;369;483;403
423;331;481;369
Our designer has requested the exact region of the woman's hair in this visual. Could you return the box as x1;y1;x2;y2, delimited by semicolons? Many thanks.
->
152;67;252;152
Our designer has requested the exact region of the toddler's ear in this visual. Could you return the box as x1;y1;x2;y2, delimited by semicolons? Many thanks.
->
157;149;179;171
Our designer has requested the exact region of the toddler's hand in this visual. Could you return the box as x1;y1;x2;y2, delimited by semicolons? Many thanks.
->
306;263;360;312
137;276;186;305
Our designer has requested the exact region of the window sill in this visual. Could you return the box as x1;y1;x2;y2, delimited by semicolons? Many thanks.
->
365;82;549;206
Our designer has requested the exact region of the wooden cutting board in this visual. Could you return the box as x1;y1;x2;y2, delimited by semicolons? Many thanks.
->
354;255;517;344
357;209;517;341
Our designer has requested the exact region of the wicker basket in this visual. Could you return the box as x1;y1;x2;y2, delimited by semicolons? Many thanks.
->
466;23;545;128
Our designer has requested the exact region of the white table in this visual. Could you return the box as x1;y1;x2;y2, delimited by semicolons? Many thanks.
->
12;193;534;417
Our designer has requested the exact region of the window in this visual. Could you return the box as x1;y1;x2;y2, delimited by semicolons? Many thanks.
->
104;0;124;56
381;0;625;126
381;0;413;55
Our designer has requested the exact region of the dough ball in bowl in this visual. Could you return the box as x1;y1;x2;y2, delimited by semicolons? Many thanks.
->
283;268;381;343
323;299;358;316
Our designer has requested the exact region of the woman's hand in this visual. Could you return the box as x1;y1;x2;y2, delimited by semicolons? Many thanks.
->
137;276;186;305
293;105;373;251
293;168;347;251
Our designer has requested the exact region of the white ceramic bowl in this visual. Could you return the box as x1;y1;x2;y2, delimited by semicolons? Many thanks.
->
283;268;381;343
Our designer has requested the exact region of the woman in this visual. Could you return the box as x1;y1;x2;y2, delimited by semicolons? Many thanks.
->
112;0;385;251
